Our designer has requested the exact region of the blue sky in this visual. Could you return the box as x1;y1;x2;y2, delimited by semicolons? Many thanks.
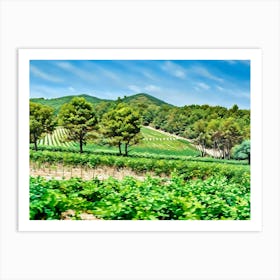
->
30;59;250;108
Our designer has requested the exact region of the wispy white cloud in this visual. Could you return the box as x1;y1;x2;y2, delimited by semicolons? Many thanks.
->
30;60;250;109
30;84;63;98
56;62;96;82
216;85;225;91
192;66;223;83
68;86;75;92
30;65;62;83
31;84;94;98
142;71;157;81
144;84;160;92
88;62;120;82
128;84;160;93
117;62;159;82
161;61;186;79
100;68;119;81
228;90;250;100
196;82;210;90
128;85;141;92
225;60;250;66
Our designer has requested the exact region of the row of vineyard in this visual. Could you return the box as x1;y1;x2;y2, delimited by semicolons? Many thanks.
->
30;150;250;182
38;127;76;148
35;126;201;158
30;145;248;164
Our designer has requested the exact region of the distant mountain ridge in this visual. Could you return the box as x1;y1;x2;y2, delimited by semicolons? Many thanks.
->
30;93;172;114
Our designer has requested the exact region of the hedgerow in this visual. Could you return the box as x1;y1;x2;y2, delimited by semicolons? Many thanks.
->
30;150;249;183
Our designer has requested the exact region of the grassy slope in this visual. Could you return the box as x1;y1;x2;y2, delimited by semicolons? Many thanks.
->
135;127;199;156
37;126;200;157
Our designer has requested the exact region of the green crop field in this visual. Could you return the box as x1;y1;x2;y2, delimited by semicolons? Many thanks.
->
30;174;250;220
37;126;200;157
136;127;198;156
38;127;76;148
142;126;175;139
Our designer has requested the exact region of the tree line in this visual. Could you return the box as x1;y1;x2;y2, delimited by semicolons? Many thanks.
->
125;101;250;161
30;96;250;161
30;97;141;155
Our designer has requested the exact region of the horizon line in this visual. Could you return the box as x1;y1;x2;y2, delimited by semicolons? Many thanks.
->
29;92;250;110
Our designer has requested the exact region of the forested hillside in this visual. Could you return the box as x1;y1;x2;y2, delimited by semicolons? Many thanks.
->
30;93;250;159
30;94;109;114
30;93;171;115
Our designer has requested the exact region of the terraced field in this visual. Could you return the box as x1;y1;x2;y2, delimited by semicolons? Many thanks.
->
37;126;200;157
38;127;76;147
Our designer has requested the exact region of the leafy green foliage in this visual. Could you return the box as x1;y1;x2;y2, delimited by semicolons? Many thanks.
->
30;102;56;151
30;93;170;116
30;150;249;181
30;175;250;220
30;144;248;165
29;176;90;220
100;103;142;156
58;97;97;153
29;94;251;222
232;140;250;164
122;93;172;107
30;94;250;160
151;104;250;159
30;94;109;115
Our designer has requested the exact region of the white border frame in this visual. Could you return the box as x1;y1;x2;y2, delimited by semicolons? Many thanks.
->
18;48;262;231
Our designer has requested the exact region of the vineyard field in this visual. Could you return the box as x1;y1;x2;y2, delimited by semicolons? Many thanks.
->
30;175;250;220
38;127;76;147
37;126;200;157
30;150;250;181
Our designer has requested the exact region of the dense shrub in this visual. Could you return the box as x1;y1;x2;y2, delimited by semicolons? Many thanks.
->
30;175;250;220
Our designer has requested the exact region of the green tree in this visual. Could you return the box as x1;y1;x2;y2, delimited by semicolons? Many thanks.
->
232;140;250;164
193;120;210;157
94;101;113;121
207;119;224;158
101;103;142;156
58;97;97;153
141;104;158;126
229;104;239;115
30;102;56;151
220;117;243;159
152;105;171;129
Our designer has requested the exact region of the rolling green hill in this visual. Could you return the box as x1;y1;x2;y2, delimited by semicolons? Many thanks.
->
30;94;109;114
30;93;172;115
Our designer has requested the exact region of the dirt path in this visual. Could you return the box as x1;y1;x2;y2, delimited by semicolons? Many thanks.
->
30;162;162;181
146;126;220;157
